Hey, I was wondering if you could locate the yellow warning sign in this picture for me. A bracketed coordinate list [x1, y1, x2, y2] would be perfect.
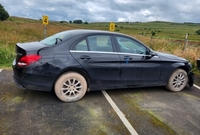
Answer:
[42, 15, 49, 25]
[109, 22, 115, 31]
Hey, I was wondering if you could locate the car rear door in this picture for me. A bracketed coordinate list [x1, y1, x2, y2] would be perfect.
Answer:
[114, 36, 162, 87]
[70, 35, 121, 89]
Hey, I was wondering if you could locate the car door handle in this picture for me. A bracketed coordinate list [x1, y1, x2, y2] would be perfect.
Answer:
[124, 56, 132, 60]
[80, 55, 91, 60]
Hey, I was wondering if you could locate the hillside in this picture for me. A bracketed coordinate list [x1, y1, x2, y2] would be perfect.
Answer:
[6, 16, 200, 41]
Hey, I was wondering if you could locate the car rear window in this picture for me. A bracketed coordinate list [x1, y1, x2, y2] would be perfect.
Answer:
[40, 31, 71, 46]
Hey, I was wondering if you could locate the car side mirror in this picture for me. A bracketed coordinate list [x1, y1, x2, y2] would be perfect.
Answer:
[146, 49, 156, 58]
[150, 51, 156, 57]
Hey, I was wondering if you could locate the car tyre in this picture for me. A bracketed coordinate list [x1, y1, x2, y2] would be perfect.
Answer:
[54, 72, 87, 102]
[166, 69, 188, 92]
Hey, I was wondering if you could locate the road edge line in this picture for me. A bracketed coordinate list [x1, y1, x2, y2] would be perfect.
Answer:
[194, 84, 200, 90]
[0, 69, 2, 72]
[102, 90, 138, 135]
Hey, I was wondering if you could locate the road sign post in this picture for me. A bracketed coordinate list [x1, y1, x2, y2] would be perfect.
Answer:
[109, 22, 115, 31]
[42, 15, 49, 38]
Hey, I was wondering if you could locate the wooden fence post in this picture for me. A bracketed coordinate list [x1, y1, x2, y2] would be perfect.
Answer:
[44, 24, 47, 39]
[150, 35, 153, 47]
[183, 33, 188, 52]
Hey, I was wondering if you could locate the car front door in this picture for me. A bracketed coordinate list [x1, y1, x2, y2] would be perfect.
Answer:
[115, 36, 162, 87]
[70, 35, 121, 89]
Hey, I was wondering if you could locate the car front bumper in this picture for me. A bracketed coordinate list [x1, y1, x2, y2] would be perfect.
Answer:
[188, 72, 194, 87]
[197, 59, 200, 70]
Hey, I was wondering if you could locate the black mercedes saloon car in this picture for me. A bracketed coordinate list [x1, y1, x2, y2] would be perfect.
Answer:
[12, 29, 194, 102]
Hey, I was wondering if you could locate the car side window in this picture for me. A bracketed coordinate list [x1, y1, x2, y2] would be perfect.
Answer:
[75, 39, 88, 51]
[87, 35, 113, 52]
[116, 36, 147, 54]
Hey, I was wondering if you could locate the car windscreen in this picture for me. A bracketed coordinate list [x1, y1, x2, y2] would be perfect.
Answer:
[40, 31, 71, 46]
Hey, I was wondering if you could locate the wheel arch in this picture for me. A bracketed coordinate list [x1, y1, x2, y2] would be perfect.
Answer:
[52, 68, 91, 91]
[177, 66, 189, 73]
[164, 63, 190, 85]
[175, 65, 194, 87]
[171, 62, 191, 74]
[166, 68, 188, 92]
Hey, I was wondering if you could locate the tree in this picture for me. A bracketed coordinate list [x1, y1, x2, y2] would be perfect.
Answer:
[0, 4, 9, 21]
[196, 29, 200, 35]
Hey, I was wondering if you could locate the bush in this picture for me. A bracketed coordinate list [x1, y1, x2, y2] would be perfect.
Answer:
[151, 31, 156, 36]
[73, 20, 82, 24]
[84, 21, 88, 24]
[196, 29, 200, 35]
[60, 21, 68, 23]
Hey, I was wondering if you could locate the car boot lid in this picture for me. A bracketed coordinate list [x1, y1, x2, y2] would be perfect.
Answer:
[16, 42, 46, 51]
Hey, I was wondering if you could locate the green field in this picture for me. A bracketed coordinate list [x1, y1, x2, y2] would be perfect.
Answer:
[0, 16, 200, 74]
[76, 21, 200, 41]
[3, 16, 200, 41]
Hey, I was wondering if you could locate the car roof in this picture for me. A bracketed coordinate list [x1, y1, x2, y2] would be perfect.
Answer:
[66, 29, 127, 37]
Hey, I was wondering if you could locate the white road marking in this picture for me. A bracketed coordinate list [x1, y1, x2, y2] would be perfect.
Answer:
[0, 69, 2, 72]
[194, 84, 200, 90]
[102, 90, 138, 135]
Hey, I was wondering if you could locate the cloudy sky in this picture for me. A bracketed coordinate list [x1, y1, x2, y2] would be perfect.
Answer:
[1, 0, 200, 23]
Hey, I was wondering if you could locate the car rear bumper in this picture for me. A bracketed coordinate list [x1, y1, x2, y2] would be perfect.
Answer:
[13, 75, 26, 90]
[12, 68, 53, 91]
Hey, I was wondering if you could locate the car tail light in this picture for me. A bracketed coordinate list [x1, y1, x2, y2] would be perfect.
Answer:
[17, 55, 41, 67]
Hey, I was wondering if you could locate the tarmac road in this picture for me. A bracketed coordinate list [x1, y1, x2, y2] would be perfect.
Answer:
[0, 69, 200, 135]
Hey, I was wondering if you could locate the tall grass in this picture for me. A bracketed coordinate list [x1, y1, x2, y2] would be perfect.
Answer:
[0, 44, 15, 68]
[0, 20, 71, 67]
[0, 18, 199, 74]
